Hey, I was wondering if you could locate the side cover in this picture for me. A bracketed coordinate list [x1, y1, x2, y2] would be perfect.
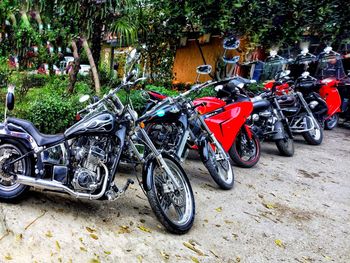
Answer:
[204, 101, 253, 151]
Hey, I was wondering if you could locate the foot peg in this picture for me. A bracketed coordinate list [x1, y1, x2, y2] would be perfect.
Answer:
[106, 179, 134, 201]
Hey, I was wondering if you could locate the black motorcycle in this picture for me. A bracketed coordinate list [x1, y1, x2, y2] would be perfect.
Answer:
[250, 83, 295, 156]
[269, 71, 325, 145]
[140, 66, 234, 190]
[0, 74, 195, 234]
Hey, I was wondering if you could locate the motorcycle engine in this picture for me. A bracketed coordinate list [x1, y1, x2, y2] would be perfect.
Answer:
[148, 123, 182, 152]
[71, 137, 109, 192]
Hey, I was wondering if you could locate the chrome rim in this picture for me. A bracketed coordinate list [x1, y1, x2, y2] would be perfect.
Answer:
[153, 159, 193, 226]
[0, 144, 25, 192]
[311, 125, 321, 140]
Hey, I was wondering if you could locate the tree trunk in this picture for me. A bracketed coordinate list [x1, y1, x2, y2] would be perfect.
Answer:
[67, 40, 80, 94]
[33, 11, 43, 33]
[91, 17, 103, 66]
[82, 37, 101, 95]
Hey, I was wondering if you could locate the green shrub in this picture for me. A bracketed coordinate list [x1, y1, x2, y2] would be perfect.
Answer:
[24, 93, 79, 134]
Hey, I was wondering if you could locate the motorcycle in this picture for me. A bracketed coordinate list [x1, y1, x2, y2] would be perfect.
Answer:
[142, 65, 234, 190]
[193, 75, 261, 168]
[250, 82, 295, 156]
[144, 37, 260, 168]
[0, 72, 195, 234]
[264, 70, 325, 145]
[314, 46, 344, 129]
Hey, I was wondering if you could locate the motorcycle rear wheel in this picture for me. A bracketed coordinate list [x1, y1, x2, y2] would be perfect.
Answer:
[146, 155, 195, 234]
[0, 140, 32, 202]
[229, 130, 260, 168]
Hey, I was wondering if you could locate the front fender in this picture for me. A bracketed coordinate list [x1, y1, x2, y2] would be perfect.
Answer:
[142, 152, 183, 192]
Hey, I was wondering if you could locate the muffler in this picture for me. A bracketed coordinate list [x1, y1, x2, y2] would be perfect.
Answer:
[16, 162, 109, 200]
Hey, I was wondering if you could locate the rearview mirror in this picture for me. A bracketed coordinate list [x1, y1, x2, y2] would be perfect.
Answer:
[6, 85, 15, 111]
[79, 95, 90, 103]
[223, 55, 240, 64]
[223, 37, 240, 50]
[196, 65, 212, 75]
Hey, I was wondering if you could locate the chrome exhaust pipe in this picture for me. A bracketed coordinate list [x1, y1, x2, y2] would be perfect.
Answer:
[16, 162, 109, 200]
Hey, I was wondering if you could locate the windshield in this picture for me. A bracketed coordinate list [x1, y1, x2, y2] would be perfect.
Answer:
[315, 52, 345, 79]
[261, 56, 288, 81]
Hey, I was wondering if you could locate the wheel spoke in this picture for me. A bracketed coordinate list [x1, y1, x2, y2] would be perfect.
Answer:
[159, 195, 171, 213]
[174, 206, 184, 220]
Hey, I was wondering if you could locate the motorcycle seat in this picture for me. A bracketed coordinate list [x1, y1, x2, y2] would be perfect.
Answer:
[7, 117, 65, 147]
[253, 99, 270, 111]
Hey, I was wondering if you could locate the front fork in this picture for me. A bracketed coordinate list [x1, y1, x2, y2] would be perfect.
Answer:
[138, 128, 181, 189]
[296, 92, 321, 130]
[273, 97, 294, 139]
[194, 109, 229, 162]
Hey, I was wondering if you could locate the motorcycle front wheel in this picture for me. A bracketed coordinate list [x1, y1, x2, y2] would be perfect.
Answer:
[200, 143, 234, 190]
[146, 154, 195, 234]
[275, 134, 294, 157]
[302, 119, 323, 145]
[229, 130, 261, 168]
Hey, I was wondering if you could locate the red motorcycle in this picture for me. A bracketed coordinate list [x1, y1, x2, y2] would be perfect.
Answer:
[193, 77, 260, 168]
[145, 75, 261, 168]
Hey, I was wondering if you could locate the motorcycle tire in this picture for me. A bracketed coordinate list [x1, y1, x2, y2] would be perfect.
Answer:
[302, 120, 323, 145]
[0, 140, 32, 202]
[229, 131, 260, 168]
[146, 154, 195, 234]
[275, 135, 294, 157]
[325, 114, 339, 130]
[200, 145, 234, 190]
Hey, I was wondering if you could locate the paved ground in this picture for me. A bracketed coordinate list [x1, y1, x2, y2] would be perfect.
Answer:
[0, 128, 349, 263]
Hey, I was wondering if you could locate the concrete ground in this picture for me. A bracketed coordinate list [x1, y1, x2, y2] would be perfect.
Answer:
[0, 128, 349, 263]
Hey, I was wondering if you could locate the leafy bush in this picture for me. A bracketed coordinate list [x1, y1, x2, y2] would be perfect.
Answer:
[24, 93, 79, 134]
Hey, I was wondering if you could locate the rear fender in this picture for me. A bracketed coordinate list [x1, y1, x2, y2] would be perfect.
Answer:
[0, 123, 35, 151]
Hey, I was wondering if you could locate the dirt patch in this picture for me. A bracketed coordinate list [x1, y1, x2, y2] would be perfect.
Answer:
[298, 169, 320, 179]
[0, 128, 349, 262]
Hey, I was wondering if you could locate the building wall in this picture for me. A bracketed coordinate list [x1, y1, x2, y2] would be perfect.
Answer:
[172, 36, 247, 83]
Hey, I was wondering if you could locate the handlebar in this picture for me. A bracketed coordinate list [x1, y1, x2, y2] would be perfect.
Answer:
[77, 74, 146, 116]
